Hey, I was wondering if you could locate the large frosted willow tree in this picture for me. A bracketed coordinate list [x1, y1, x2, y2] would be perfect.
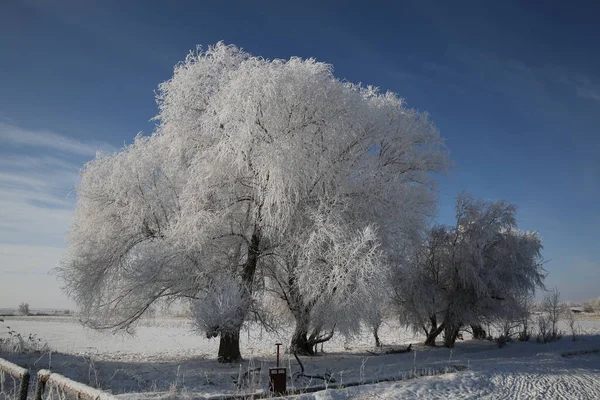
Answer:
[59, 43, 448, 362]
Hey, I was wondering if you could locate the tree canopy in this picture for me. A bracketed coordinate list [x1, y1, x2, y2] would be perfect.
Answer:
[59, 43, 448, 361]
[394, 193, 545, 347]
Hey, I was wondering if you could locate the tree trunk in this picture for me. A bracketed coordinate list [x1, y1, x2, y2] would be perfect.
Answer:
[424, 317, 445, 347]
[217, 230, 260, 363]
[290, 318, 314, 355]
[424, 331, 438, 346]
[286, 263, 318, 356]
[471, 324, 486, 340]
[443, 324, 461, 348]
[218, 331, 241, 363]
[241, 231, 261, 285]
[373, 326, 381, 348]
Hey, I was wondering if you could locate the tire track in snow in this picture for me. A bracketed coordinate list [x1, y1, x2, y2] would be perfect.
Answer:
[483, 353, 600, 399]
[307, 353, 600, 399]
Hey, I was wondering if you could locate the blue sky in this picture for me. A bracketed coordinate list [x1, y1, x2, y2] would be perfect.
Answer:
[1, 0, 599, 308]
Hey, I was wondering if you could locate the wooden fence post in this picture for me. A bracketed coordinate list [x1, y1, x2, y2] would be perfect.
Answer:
[34, 369, 51, 400]
[18, 371, 30, 400]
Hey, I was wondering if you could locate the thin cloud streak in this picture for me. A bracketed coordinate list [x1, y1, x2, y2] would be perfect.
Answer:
[0, 122, 114, 156]
[0, 122, 113, 246]
[0, 154, 81, 171]
[575, 82, 600, 102]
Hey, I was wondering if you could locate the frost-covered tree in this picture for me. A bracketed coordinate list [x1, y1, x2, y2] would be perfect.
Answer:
[285, 189, 441, 355]
[18, 302, 30, 316]
[582, 297, 600, 313]
[257, 87, 447, 354]
[265, 211, 388, 354]
[512, 293, 534, 341]
[394, 193, 545, 347]
[361, 292, 388, 348]
[59, 43, 448, 362]
[542, 287, 564, 340]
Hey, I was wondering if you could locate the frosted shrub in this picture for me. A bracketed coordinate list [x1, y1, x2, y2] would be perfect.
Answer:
[536, 315, 561, 343]
[0, 328, 50, 354]
[565, 310, 579, 341]
[582, 298, 600, 313]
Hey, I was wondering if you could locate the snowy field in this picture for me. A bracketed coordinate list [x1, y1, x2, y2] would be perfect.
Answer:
[2, 315, 600, 399]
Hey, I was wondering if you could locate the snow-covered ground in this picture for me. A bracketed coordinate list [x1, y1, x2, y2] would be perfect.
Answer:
[2, 316, 600, 399]
[278, 347, 600, 399]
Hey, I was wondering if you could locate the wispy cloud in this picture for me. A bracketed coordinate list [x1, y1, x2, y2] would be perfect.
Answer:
[442, 52, 600, 108]
[572, 78, 600, 102]
[0, 154, 80, 171]
[0, 123, 115, 307]
[0, 126, 100, 245]
[0, 122, 114, 156]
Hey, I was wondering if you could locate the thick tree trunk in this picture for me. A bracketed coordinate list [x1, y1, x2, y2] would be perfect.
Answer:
[290, 317, 314, 355]
[241, 231, 261, 285]
[290, 318, 336, 355]
[424, 316, 445, 347]
[443, 324, 461, 348]
[471, 324, 487, 340]
[217, 230, 261, 363]
[218, 331, 241, 363]
[424, 331, 438, 346]
[286, 262, 319, 356]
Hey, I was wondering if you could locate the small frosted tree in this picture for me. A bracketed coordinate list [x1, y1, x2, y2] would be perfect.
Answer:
[60, 43, 448, 362]
[516, 293, 534, 341]
[538, 287, 564, 342]
[394, 193, 545, 347]
[361, 293, 388, 348]
[490, 293, 533, 344]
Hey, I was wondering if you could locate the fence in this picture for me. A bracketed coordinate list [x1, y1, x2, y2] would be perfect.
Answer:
[34, 369, 118, 400]
[0, 358, 30, 400]
[0, 358, 117, 400]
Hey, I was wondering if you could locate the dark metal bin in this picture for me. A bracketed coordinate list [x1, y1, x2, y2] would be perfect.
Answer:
[269, 367, 287, 394]
[269, 342, 287, 394]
